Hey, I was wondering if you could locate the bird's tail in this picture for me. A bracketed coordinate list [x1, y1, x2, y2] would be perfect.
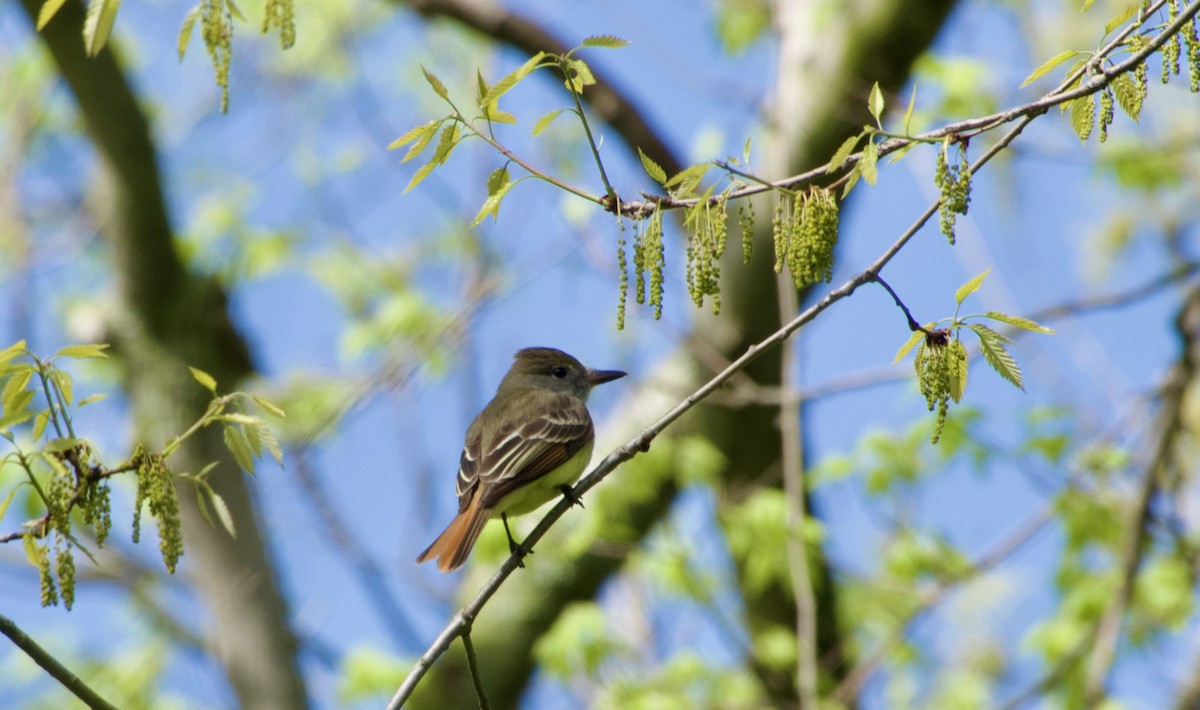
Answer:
[415, 494, 491, 572]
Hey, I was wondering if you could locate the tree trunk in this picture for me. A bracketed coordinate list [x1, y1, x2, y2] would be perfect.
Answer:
[20, 2, 311, 707]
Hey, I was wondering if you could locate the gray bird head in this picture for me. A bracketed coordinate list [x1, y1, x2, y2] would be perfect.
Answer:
[499, 347, 626, 401]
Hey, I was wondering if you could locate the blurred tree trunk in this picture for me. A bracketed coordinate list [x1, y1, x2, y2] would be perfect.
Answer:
[20, 2, 310, 708]
[409, 1, 957, 708]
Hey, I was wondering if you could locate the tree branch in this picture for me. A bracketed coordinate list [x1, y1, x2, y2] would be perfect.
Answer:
[619, 0, 1198, 215]
[0, 613, 119, 710]
[400, 0, 683, 177]
[389, 103, 1036, 708]
[1083, 284, 1200, 702]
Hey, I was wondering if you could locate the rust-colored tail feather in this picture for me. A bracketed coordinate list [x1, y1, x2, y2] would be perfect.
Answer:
[415, 495, 492, 572]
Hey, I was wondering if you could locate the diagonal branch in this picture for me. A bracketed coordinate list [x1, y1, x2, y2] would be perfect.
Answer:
[0, 613, 119, 710]
[388, 108, 1037, 709]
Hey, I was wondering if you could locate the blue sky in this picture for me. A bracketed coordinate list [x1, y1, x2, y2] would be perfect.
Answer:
[1, 0, 1198, 707]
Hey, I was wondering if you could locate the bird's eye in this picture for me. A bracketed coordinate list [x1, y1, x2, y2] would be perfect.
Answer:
[552, 366, 568, 379]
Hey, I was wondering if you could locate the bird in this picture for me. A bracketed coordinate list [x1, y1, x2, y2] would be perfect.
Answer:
[416, 347, 626, 572]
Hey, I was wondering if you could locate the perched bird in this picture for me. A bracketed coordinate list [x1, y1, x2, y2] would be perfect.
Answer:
[416, 347, 626, 572]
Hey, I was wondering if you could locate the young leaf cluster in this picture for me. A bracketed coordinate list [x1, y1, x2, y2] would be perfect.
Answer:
[1025, 2, 1200, 144]
[633, 149, 733, 320]
[893, 271, 1054, 443]
[391, 37, 627, 225]
[824, 81, 919, 199]
[0, 342, 286, 610]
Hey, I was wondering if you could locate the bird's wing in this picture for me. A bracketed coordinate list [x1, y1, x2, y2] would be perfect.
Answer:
[470, 390, 593, 509]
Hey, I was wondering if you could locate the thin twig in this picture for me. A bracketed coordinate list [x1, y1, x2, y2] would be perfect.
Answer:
[0, 613, 119, 710]
[453, 110, 601, 205]
[560, 58, 619, 211]
[461, 629, 491, 710]
[776, 274, 817, 707]
[872, 274, 925, 333]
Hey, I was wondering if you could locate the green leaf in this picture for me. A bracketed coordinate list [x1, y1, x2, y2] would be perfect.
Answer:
[969, 323, 1024, 390]
[223, 425, 256, 474]
[471, 180, 517, 227]
[224, 0, 245, 22]
[581, 34, 631, 49]
[486, 167, 510, 196]
[1104, 2, 1140, 34]
[0, 341, 27, 365]
[1020, 50, 1082, 88]
[219, 413, 263, 427]
[251, 395, 286, 418]
[481, 52, 547, 107]
[859, 140, 879, 186]
[532, 109, 568, 136]
[483, 109, 516, 125]
[1111, 74, 1142, 121]
[257, 423, 284, 465]
[37, 0, 69, 30]
[23, 531, 44, 569]
[242, 420, 264, 457]
[1069, 94, 1095, 142]
[78, 393, 108, 407]
[405, 124, 460, 193]
[177, 4, 200, 60]
[562, 57, 596, 93]
[399, 122, 441, 164]
[887, 142, 916, 165]
[903, 83, 917, 134]
[194, 481, 214, 527]
[209, 490, 237, 538]
[893, 331, 924, 364]
[54, 343, 110, 360]
[475, 69, 489, 105]
[868, 81, 885, 126]
[1080, 0, 1097, 11]
[984, 311, 1055, 334]
[0, 483, 24, 527]
[664, 163, 711, 195]
[955, 269, 990, 304]
[189, 367, 218, 394]
[948, 345, 968, 403]
[50, 369, 73, 406]
[82, 0, 121, 57]
[421, 65, 449, 101]
[827, 134, 860, 173]
[32, 410, 50, 440]
[2, 367, 33, 412]
[387, 120, 439, 151]
[429, 124, 459, 165]
[405, 161, 439, 193]
[638, 147, 667, 185]
[0, 411, 33, 431]
[841, 162, 862, 198]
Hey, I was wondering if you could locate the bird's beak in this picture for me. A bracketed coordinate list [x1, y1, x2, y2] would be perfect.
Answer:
[587, 368, 626, 386]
